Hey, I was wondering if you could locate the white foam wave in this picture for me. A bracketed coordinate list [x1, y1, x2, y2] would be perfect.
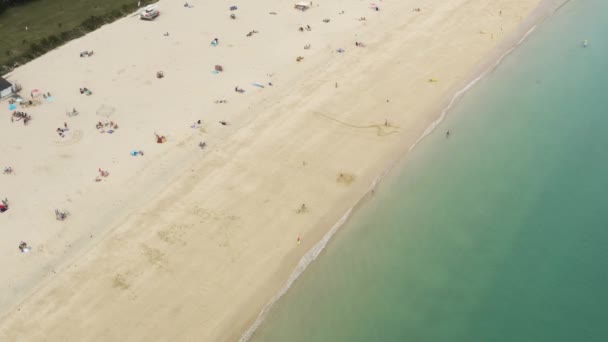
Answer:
[409, 24, 538, 151]
[238, 208, 353, 342]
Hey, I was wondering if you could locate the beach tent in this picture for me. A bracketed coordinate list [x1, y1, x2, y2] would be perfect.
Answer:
[0, 77, 13, 99]
[294, 2, 310, 11]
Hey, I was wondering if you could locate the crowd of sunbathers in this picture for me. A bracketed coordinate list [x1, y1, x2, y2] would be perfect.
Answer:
[96, 121, 119, 133]
[11, 111, 31, 125]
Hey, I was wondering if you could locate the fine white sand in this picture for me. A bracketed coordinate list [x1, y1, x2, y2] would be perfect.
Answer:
[0, 0, 556, 340]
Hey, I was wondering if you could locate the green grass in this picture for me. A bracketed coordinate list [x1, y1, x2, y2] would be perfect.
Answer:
[0, 0, 151, 71]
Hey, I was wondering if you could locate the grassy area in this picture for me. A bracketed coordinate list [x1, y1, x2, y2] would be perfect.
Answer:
[0, 0, 151, 72]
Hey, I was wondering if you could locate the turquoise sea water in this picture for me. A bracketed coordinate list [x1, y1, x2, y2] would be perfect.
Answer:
[251, 1, 608, 341]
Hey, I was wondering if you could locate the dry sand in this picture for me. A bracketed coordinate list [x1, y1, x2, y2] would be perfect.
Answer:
[0, 0, 558, 340]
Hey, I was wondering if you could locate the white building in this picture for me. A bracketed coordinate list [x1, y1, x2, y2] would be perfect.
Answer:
[0, 77, 13, 98]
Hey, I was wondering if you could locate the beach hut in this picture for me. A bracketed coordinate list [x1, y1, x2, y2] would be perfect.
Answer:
[294, 2, 310, 11]
[0, 77, 13, 99]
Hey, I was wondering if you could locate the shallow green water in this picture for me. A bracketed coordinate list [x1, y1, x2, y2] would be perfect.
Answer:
[252, 1, 608, 341]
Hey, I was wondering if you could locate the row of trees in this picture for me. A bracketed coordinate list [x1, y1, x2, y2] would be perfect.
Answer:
[2, 3, 142, 73]
[0, 0, 40, 15]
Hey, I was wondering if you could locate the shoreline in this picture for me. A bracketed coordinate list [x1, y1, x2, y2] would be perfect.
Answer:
[0, 1, 564, 341]
[240, 0, 569, 340]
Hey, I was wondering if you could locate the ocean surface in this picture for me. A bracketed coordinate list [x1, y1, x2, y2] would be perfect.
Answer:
[250, 1, 608, 341]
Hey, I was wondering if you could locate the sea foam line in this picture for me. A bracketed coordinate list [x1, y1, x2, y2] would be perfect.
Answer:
[239, 21, 542, 342]
[409, 24, 538, 152]
[238, 208, 353, 342]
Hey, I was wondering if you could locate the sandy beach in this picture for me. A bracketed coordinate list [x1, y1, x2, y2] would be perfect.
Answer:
[0, 0, 556, 340]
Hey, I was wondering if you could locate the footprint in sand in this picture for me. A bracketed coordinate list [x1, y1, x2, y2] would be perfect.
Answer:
[112, 273, 130, 290]
[336, 172, 355, 185]
[141, 244, 168, 267]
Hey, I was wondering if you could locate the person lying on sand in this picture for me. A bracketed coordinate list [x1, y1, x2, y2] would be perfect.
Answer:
[191, 120, 202, 128]
[3, 166, 13, 174]
[68, 108, 79, 117]
[55, 209, 67, 221]
[155, 133, 167, 143]
[19, 241, 30, 253]
[56, 127, 68, 138]
[1, 198, 9, 212]
[0, 199, 8, 213]
[80, 87, 92, 95]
